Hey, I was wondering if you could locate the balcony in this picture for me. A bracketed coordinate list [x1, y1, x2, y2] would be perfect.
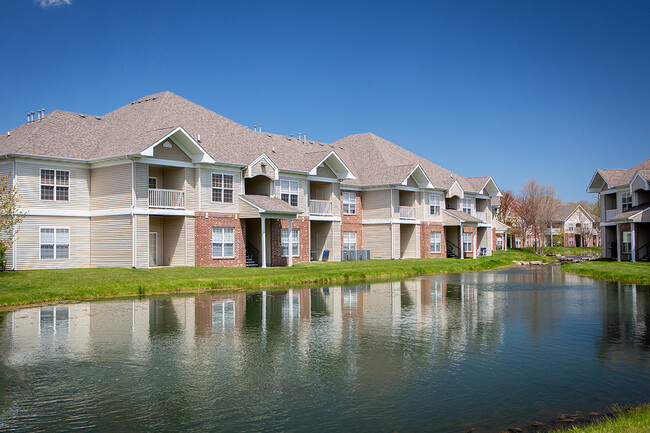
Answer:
[399, 206, 415, 220]
[606, 209, 618, 221]
[309, 199, 332, 216]
[149, 188, 185, 209]
[476, 211, 487, 222]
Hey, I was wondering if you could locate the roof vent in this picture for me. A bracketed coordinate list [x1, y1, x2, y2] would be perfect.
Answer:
[79, 114, 86, 118]
[95, 116, 101, 120]
[7, 131, 10, 137]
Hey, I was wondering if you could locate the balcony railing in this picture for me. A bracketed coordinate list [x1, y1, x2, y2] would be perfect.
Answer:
[309, 199, 332, 216]
[606, 209, 618, 221]
[149, 188, 185, 209]
[399, 206, 415, 220]
[476, 211, 487, 222]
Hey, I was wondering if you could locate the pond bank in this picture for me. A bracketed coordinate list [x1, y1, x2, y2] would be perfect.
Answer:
[0, 249, 548, 308]
[562, 260, 650, 285]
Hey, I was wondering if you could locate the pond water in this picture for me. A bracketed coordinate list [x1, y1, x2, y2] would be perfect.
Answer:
[1, 266, 648, 432]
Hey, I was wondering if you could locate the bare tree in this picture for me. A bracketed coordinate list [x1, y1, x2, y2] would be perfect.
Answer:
[0, 171, 24, 270]
[515, 178, 560, 254]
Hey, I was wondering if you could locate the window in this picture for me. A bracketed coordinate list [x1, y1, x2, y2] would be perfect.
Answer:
[515, 237, 522, 247]
[40, 227, 69, 260]
[497, 236, 503, 247]
[463, 232, 472, 253]
[429, 194, 441, 216]
[583, 222, 589, 230]
[622, 192, 632, 211]
[568, 237, 574, 246]
[281, 180, 299, 207]
[461, 198, 471, 214]
[430, 231, 441, 253]
[281, 228, 299, 256]
[40, 169, 69, 201]
[212, 173, 234, 203]
[148, 177, 158, 189]
[212, 227, 235, 258]
[342, 192, 356, 215]
[622, 231, 631, 253]
[568, 222, 574, 232]
[343, 232, 357, 250]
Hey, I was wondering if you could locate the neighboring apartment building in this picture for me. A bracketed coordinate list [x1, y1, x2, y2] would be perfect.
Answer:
[587, 158, 650, 262]
[0, 92, 502, 270]
[539, 201, 600, 247]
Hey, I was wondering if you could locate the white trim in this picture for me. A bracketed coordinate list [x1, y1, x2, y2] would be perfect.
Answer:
[139, 157, 194, 168]
[393, 185, 420, 192]
[630, 171, 648, 191]
[309, 215, 342, 222]
[39, 168, 70, 202]
[140, 126, 215, 164]
[246, 153, 279, 180]
[307, 175, 340, 184]
[281, 228, 300, 257]
[586, 170, 610, 193]
[211, 226, 235, 259]
[402, 165, 433, 189]
[39, 226, 70, 260]
[149, 232, 158, 266]
[20, 208, 195, 217]
[342, 191, 356, 215]
[211, 172, 235, 204]
[89, 158, 131, 169]
[308, 151, 356, 180]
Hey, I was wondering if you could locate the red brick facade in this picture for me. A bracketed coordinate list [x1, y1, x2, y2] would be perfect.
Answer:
[341, 190, 363, 249]
[194, 212, 247, 267]
[420, 222, 445, 258]
[270, 217, 310, 266]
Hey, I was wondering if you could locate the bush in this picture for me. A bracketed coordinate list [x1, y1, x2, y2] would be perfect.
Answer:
[0, 242, 6, 271]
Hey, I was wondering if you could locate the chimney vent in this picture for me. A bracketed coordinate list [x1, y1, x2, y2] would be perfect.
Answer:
[258, 123, 262, 134]
[26, 112, 30, 124]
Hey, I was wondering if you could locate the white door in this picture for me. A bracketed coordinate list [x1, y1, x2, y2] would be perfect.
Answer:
[149, 232, 157, 266]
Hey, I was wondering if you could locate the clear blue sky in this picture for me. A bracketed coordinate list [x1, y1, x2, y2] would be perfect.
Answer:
[1, 1, 648, 202]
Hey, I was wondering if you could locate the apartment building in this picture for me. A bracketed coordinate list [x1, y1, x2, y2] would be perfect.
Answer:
[587, 158, 650, 262]
[0, 92, 502, 270]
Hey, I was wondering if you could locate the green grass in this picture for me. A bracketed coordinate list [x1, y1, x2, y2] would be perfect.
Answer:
[0, 249, 547, 308]
[522, 246, 601, 256]
[551, 404, 650, 433]
[562, 259, 650, 284]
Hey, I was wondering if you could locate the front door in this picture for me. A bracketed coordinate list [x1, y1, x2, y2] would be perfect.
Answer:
[149, 232, 158, 266]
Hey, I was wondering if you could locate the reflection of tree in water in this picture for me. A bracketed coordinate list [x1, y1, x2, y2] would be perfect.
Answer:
[595, 284, 650, 361]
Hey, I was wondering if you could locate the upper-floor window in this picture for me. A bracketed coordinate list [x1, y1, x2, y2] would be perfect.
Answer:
[343, 231, 357, 250]
[40, 227, 69, 260]
[281, 228, 299, 256]
[281, 180, 298, 207]
[342, 192, 356, 214]
[430, 231, 441, 253]
[212, 227, 234, 258]
[622, 192, 632, 211]
[148, 177, 158, 189]
[212, 173, 234, 203]
[40, 169, 69, 201]
[568, 222, 574, 231]
[461, 198, 471, 214]
[429, 194, 441, 216]
[583, 222, 589, 230]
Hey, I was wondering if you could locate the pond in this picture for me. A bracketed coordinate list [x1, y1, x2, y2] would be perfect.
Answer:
[1, 266, 648, 432]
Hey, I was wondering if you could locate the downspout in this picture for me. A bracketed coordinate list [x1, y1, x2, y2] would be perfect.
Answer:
[197, 166, 202, 212]
[12, 158, 17, 270]
[131, 159, 136, 268]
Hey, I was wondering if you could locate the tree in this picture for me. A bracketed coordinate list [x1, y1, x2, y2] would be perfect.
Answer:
[515, 178, 560, 254]
[0, 171, 24, 270]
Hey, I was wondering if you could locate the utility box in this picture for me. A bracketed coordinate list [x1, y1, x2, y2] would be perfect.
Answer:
[342, 250, 370, 261]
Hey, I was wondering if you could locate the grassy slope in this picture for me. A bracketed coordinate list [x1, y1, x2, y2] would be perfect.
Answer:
[0, 249, 546, 307]
[562, 259, 650, 284]
[521, 246, 601, 256]
[551, 404, 650, 433]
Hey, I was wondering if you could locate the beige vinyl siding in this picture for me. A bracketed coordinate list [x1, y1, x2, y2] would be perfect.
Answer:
[201, 166, 242, 213]
[184, 167, 197, 211]
[90, 163, 132, 210]
[185, 217, 195, 266]
[631, 174, 646, 193]
[152, 139, 191, 162]
[249, 158, 276, 179]
[405, 177, 417, 188]
[16, 160, 90, 211]
[135, 163, 148, 208]
[15, 216, 90, 270]
[275, 176, 308, 214]
[392, 223, 400, 259]
[331, 183, 341, 217]
[331, 221, 341, 261]
[316, 164, 337, 178]
[135, 215, 149, 268]
[0, 161, 13, 178]
[361, 189, 391, 220]
[362, 224, 391, 260]
[423, 192, 444, 222]
[149, 215, 164, 266]
[391, 188, 401, 220]
[162, 216, 186, 266]
[239, 201, 260, 218]
[399, 224, 419, 258]
[90, 215, 133, 267]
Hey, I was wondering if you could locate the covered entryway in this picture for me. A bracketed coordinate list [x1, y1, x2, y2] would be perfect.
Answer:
[310, 220, 333, 261]
[148, 215, 190, 266]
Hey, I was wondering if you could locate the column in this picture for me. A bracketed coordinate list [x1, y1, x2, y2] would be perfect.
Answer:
[505, 230, 508, 251]
[616, 223, 621, 262]
[288, 219, 293, 267]
[472, 227, 476, 260]
[261, 217, 267, 268]
[631, 222, 636, 263]
[459, 224, 464, 259]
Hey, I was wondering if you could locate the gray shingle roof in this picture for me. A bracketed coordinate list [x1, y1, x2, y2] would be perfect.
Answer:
[610, 203, 650, 220]
[240, 195, 300, 213]
[444, 209, 483, 223]
[596, 158, 650, 187]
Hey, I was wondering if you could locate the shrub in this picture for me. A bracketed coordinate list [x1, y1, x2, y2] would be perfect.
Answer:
[0, 242, 6, 271]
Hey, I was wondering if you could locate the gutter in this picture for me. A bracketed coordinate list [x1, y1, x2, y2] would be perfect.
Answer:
[130, 157, 136, 268]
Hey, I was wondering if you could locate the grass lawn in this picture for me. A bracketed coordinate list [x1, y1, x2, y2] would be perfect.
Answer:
[562, 259, 650, 284]
[521, 246, 601, 256]
[0, 249, 547, 308]
[551, 404, 650, 433]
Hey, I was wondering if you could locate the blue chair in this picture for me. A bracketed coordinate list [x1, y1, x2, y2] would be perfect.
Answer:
[322, 250, 330, 261]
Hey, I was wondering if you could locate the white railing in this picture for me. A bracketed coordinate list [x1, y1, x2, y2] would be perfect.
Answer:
[606, 209, 618, 221]
[309, 199, 332, 216]
[399, 206, 415, 220]
[476, 211, 487, 222]
[149, 188, 185, 209]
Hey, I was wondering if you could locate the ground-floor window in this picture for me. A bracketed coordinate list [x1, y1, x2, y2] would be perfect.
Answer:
[281, 228, 299, 257]
[462, 232, 472, 253]
[343, 231, 357, 250]
[40, 227, 70, 260]
[622, 231, 631, 253]
[497, 236, 503, 247]
[212, 227, 235, 258]
[568, 237, 574, 246]
[430, 231, 441, 253]
[515, 237, 521, 247]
